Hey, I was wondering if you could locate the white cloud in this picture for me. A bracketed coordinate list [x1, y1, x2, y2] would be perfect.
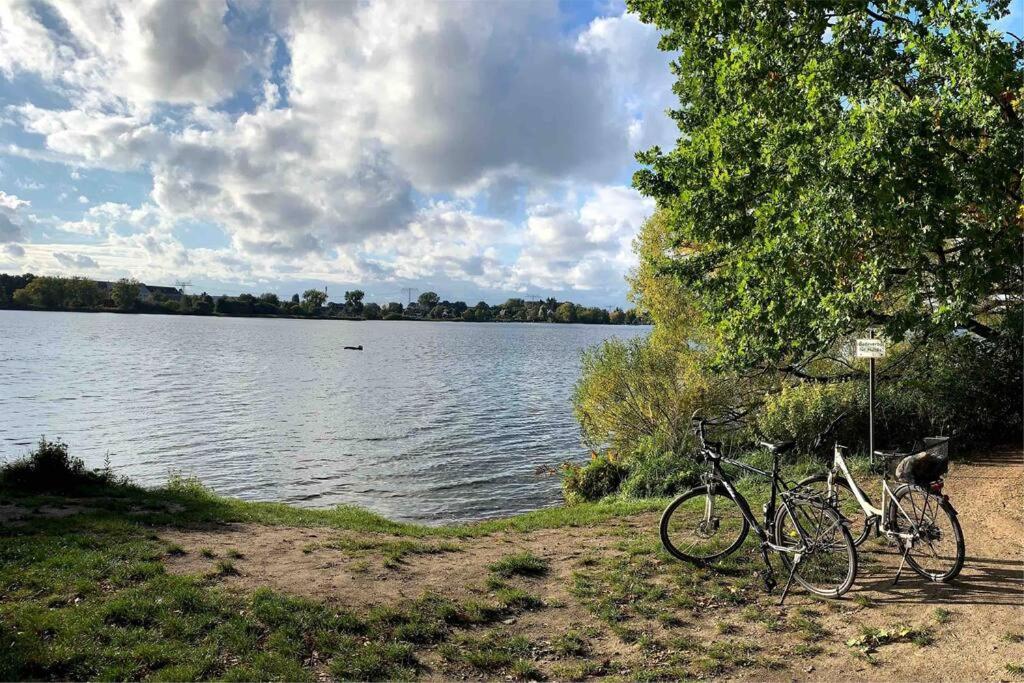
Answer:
[0, 0, 675, 302]
[3, 243, 25, 258]
[53, 252, 98, 269]
[0, 191, 30, 210]
[0, 0, 260, 106]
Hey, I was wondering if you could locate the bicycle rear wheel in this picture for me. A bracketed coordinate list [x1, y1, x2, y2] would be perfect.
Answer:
[660, 485, 749, 565]
[797, 473, 873, 546]
[774, 497, 858, 597]
[886, 484, 964, 582]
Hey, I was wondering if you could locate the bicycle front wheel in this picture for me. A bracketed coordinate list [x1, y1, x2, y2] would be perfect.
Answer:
[660, 485, 749, 565]
[886, 484, 964, 582]
[774, 497, 858, 597]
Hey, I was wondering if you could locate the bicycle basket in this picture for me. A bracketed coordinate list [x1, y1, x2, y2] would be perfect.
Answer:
[894, 437, 950, 486]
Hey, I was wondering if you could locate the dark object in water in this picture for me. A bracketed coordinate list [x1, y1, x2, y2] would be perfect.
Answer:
[343, 345, 363, 351]
[895, 449, 949, 485]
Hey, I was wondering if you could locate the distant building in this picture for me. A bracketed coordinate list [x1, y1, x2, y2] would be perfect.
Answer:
[93, 280, 183, 303]
[142, 285, 183, 302]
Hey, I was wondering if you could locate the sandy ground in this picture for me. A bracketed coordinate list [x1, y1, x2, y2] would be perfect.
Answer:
[160, 447, 1024, 681]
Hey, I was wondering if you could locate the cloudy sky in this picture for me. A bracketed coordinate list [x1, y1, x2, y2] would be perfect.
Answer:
[0, 0, 686, 306]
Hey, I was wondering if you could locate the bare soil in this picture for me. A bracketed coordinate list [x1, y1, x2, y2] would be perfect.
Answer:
[159, 447, 1024, 681]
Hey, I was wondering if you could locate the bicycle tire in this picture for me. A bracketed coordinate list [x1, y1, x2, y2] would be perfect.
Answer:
[660, 485, 750, 565]
[797, 473, 873, 546]
[886, 484, 964, 582]
[774, 498, 858, 598]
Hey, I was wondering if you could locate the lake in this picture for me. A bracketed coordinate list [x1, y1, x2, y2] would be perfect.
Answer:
[0, 310, 649, 523]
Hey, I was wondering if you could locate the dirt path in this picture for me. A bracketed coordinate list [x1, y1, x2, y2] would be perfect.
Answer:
[160, 447, 1024, 680]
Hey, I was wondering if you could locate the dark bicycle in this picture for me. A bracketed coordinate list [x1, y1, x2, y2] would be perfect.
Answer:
[660, 417, 858, 602]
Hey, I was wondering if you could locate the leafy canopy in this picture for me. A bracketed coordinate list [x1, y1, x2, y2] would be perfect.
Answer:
[630, 0, 1023, 368]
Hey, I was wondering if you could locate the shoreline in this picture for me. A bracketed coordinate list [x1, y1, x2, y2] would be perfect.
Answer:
[0, 306, 652, 326]
[2, 447, 1022, 681]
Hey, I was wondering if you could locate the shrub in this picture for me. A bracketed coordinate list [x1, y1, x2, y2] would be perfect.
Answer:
[0, 438, 117, 493]
[618, 437, 702, 498]
[561, 452, 628, 503]
[756, 381, 862, 456]
[383, 312, 403, 321]
[574, 335, 729, 456]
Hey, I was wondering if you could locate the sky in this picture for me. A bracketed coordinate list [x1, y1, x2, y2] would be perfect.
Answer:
[0, 1, 1020, 307]
[0, 0, 682, 307]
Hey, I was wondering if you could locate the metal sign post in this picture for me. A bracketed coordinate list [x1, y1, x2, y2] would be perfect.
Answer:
[855, 332, 886, 459]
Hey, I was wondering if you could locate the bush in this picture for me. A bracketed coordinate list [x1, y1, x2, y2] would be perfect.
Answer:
[0, 438, 118, 494]
[561, 453, 628, 504]
[618, 437, 702, 498]
[574, 335, 731, 456]
[383, 312, 403, 321]
[756, 381, 862, 455]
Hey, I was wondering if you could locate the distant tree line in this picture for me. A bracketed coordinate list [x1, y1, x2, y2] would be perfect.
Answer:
[0, 274, 649, 325]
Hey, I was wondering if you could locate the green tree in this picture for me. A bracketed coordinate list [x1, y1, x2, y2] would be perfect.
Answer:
[418, 291, 439, 308]
[111, 278, 140, 310]
[302, 288, 327, 314]
[630, 0, 1023, 369]
[554, 302, 576, 323]
[65, 277, 101, 308]
[363, 302, 382, 319]
[344, 289, 365, 314]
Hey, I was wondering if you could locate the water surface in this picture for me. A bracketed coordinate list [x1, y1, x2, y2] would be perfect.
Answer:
[0, 310, 648, 522]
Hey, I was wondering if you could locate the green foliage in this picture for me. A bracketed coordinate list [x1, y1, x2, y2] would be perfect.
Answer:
[301, 288, 326, 313]
[561, 453, 629, 504]
[757, 382, 862, 454]
[0, 438, 120, 494]
[617, 438, 702, 499]
[11, 276, 101, 309]
[487, 553, 549, 578]
[629, 0, 1023, 369]
[111, 278, 140, 310]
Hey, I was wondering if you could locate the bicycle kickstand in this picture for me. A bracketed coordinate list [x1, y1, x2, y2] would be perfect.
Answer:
[778, 556, 799, 606]
[893, 545, 911, 585]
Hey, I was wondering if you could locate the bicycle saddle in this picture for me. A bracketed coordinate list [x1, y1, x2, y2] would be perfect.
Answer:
[759, 441, 795, 454]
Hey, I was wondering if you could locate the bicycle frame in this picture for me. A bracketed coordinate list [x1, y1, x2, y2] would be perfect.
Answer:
[703, 452, 815, 556]
[827, 445, 917, 540]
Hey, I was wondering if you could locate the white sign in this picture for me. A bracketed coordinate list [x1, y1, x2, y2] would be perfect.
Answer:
[855, 339, 886, 359]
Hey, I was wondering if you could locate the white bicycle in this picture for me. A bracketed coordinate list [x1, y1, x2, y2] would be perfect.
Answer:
[799, 443, 964, 583]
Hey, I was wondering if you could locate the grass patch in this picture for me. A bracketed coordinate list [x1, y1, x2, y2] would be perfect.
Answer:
[550, 660, 605, 681]
[1007, 662, 1024, 676]
[439, 632, 533, 674]
[199, 548, 215, 559]
[225, 548, 244, 559]
[164, 543, 185, 556]
[213, 559, 238, 576]
[488, 552, 549, 578]
[852, 593, 874, 609]
[319, 537, 461, 569]
[1004, 632, 1024, 644]
[552, 630, 590, 657]
[495, 586, 544, 610]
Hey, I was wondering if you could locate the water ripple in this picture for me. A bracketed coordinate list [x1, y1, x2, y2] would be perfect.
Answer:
[0, 310, 649, 523]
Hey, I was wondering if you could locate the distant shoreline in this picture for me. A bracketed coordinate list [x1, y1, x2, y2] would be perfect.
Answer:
[0, 305, 652, 326]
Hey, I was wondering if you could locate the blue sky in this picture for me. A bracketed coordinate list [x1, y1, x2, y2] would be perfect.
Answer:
[0, 1, 1020, 306]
